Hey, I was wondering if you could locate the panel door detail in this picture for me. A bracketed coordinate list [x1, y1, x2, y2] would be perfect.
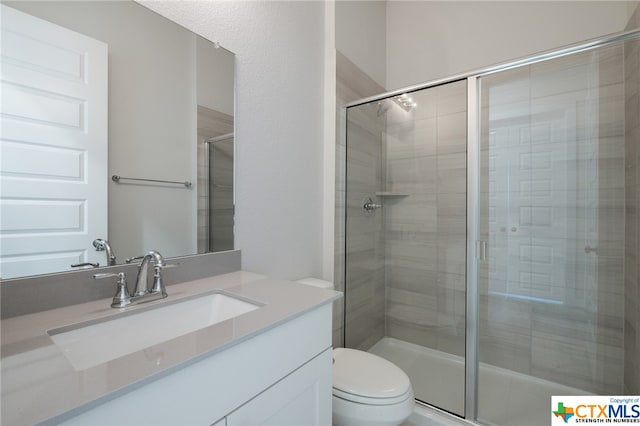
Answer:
[0, 5, 108, 278]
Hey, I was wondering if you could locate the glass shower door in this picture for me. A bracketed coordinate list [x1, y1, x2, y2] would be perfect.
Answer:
[476, 43, 625, 426]
[344, 80, 468, 417]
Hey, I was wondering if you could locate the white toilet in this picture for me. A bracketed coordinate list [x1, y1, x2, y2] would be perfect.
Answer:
[296, 278, 414, 426]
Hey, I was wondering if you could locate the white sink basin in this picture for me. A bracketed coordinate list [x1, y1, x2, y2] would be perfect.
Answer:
[48, 292, 262, 371]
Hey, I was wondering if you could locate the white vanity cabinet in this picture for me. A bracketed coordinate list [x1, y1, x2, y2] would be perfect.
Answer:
[58, 303, 333, 426]
[225, 348, 331, 425]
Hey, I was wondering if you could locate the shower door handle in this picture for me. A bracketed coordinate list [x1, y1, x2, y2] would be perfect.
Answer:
[476, 240, 487, 261]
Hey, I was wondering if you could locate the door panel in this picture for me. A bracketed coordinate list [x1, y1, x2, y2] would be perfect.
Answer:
[0, 5, 108, 278]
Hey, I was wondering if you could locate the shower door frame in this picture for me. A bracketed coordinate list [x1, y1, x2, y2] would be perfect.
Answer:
[343, 27, 640, 423]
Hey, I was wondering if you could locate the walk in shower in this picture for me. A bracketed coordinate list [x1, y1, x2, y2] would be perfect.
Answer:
[203, 133, 234, 252]
[342, 29, 640, 426]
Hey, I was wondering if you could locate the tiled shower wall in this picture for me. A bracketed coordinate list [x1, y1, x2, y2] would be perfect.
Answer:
[383, 81, 468, 357]
[624, 4, 640, 394]
[335, 52, 385, 349]
[197, 105, 233, 254]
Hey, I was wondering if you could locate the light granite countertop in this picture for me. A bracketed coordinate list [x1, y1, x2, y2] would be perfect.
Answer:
[0, 271, 341, 425]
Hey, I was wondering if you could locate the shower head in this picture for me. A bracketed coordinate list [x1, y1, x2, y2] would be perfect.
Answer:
[395, 94, 417, 112]
[376, 95, 417, 117]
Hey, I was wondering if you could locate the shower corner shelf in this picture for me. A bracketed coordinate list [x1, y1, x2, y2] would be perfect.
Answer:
[375, 192, 409, 197]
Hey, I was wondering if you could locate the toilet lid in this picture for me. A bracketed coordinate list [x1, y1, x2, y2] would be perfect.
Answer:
[332, 348, 412, 403]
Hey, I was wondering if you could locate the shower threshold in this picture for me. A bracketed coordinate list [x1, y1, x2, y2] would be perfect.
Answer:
[369, 337, 592, 426]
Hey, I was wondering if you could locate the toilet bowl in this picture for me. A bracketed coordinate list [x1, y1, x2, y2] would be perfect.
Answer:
[296, 278, 415, 426]
[332, 347, 414, 426]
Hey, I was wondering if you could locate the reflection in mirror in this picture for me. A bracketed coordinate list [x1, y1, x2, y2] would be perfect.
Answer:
[0, 1, 235, 279]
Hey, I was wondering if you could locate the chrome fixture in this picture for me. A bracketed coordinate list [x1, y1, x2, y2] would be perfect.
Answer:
[112, 174, 192, 188]
[71, 262, 99, 268]
[126, 250, 173, 298]
[93, 238, 116, 266]
[376, 96, 416, 116]
[395, 94, 417, 112]
[94, 272, 132, 308]
[363, 197, 382, 213]
[94, 250, 175, 308]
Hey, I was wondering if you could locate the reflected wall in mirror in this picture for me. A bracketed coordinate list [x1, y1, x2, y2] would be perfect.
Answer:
[0, 1, 235, 279]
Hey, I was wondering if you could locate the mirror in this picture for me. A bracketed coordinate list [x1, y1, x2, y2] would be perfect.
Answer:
[0, 1, 235, 279]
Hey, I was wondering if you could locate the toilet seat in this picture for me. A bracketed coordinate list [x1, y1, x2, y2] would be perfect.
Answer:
[333, 386, 413, 405]
[332, 348, 413, 405]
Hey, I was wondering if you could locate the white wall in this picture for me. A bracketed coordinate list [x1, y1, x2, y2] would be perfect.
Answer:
[630, 1, 640, 22]
[141, 1, 326, 280]
[386, 1, 631, 89]
[197, 38, 235, 116]
[323, 1, 337, 281]
[335, 0, 387, 89]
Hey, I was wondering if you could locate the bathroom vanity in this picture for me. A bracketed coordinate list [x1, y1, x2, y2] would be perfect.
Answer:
[1, 271, 340, 425]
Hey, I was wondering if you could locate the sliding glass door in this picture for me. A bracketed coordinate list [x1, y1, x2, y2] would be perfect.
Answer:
[476, 43, 625, 426]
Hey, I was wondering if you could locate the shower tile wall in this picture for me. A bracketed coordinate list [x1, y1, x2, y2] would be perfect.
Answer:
[384, 81, 467, 357]
[196, 105, 233, 253]
[336, 52, 385, 349]
[207, 136, 234, 252]
[624, 4, 640, 395]
[478, 46, 625, 394]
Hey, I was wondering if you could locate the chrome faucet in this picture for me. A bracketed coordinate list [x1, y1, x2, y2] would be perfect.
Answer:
[93, 238, 116, 266]
[94, 250, 174, 308]
[127, 250, 168, 297]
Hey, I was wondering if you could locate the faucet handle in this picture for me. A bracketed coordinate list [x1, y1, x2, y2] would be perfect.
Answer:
[94, 272, 131, 308]
[125, 255, 144, 264]
[147, 263, 168, 296]
[71, 262, 100, 268]
[93, 272, 120, 279]
[147, 263, 178, 296]
[160, 263, 178, 269]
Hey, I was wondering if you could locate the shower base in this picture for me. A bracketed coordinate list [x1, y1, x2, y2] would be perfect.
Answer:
[369, 337, 591, 426]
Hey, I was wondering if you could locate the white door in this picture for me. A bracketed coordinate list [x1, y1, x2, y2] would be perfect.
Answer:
[0, 5, 108, 278]
[487, 113, 572, 303]
[505, 110, 570, 303]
